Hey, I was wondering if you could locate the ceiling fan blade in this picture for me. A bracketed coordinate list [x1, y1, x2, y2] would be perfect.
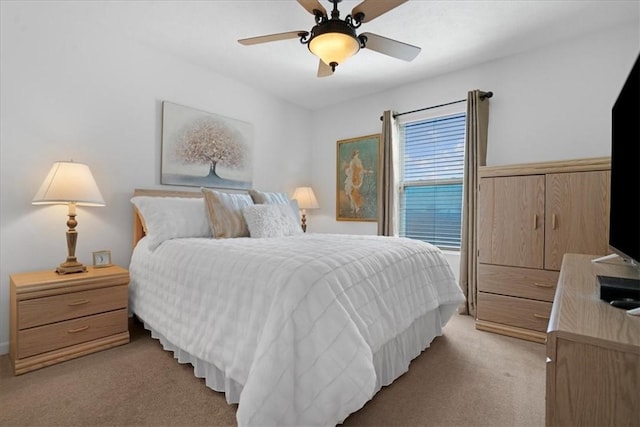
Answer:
[317, 60, 334, 78]
[238, 31, 308, 46]
[352, 0, 408, 23]
[297, 0, 327, 17]
[361, 32, 421, 61]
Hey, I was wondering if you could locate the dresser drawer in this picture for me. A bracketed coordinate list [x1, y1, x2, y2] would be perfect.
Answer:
[478, 264, 559, 302]
[17, 309, 128, 359]
[477, 292, 552, 332]
[18, 285, 128, 329]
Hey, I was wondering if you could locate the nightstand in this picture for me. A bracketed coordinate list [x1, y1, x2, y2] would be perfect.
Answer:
[9, 265, 130, 375]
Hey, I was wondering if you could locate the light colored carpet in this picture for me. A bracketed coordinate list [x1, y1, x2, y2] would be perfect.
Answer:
[0, 314, 545, 426]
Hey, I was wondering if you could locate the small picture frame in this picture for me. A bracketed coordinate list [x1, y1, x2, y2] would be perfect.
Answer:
[92, 250, 112, 268]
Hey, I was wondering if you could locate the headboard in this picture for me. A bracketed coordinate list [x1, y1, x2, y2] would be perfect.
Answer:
[132, 188, 204, 248]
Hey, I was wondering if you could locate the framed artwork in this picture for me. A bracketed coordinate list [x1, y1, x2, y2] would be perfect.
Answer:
[161, 101, 253, 190]
[336, 133, 381, 221]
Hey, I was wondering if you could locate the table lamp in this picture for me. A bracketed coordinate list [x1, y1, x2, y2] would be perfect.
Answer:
[32, 161, 105, 274]
[292, 186, 319, 232]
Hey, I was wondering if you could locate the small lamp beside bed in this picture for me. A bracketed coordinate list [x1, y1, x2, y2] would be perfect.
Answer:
[32, 161, 105, 274]
[291, 186, 319, 232]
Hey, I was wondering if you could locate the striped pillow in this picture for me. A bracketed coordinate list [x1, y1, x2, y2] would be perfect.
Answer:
[248, 189, 290, 204]
[201, 188, 254, 238]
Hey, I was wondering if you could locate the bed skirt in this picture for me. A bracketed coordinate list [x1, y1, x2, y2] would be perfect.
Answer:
[137, 302, 458, 411]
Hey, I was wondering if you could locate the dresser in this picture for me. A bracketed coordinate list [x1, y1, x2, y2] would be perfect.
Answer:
[10, 266, 130, 375]
[546, 254, 640, 426]
[475, 158, 611, 342]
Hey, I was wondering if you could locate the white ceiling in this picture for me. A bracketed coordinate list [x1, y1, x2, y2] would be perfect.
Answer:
[69, 0, 639, 110]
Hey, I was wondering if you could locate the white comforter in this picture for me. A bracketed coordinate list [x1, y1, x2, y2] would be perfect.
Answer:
[129, 233, 464, 426]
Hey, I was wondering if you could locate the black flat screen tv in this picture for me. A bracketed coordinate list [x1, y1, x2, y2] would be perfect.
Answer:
[609, 53, 640, 266]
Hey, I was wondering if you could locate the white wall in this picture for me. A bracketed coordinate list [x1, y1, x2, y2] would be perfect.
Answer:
[309, 22, 638, 279]
[0, 3, 312, 354]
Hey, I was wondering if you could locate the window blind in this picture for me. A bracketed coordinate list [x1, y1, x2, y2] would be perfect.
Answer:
[399, 113, 466, 249]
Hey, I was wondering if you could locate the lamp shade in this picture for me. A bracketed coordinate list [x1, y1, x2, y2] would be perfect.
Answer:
[32, 161, 105, 206]
[292, 186, 319, 210]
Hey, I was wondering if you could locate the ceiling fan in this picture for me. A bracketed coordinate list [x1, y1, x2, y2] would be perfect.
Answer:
[238, 0, 421, 77]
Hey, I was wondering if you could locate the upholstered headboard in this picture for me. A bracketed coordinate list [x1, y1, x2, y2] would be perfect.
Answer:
[132, 188, 204, 248]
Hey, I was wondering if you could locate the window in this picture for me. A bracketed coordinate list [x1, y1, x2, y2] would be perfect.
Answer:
[399, 112, 466, 250]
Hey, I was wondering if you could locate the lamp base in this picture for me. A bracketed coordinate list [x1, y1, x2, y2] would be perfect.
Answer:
[56, 206, 87, 274]
[56, 261, 87, 275]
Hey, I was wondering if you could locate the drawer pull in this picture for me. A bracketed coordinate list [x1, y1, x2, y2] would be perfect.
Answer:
[67, 326, 89, 334]
[533, 214, 538, 230]
[552, 213, 557, 230]
[533, 313, 550, 320]
[533, 282, 554, 288]
[68, 299, 90, 306]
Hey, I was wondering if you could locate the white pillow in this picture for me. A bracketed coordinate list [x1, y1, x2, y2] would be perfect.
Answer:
[242, 204, 303, 238]
[249, 189, 300, 223]
[131, 196, 211, 250]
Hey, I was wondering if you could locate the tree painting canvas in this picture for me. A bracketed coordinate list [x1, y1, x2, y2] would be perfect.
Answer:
[336, 134, 380, 221]
[161, 102, 253, 190]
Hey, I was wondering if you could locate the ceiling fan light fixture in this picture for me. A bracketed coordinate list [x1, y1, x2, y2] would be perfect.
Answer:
[308, 21, 360, 70]
[238, 0, 421, 77]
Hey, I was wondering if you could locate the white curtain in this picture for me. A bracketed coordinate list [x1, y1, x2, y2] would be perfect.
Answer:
[458, 90, 490, 316]
[378, 110, 400, 236]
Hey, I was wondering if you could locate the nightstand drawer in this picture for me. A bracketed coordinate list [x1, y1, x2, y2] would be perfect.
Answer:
[18, 308, 128, 359]
[478, 264, 558, 302]
[477, 292, 552, 332]
[18, 285, 128, 329]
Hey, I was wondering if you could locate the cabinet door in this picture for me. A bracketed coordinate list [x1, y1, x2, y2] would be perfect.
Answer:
[545, 171, 610, 270]
[478, 175, 545, 268]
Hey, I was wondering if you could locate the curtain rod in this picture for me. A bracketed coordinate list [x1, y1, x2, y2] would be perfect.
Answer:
[379, 91, 493, 121]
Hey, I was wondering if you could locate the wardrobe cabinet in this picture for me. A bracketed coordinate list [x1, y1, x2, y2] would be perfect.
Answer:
[475, 158, 611, 343]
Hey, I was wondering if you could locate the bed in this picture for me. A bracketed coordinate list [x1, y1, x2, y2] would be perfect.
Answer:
[128, 188, 465, 426]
